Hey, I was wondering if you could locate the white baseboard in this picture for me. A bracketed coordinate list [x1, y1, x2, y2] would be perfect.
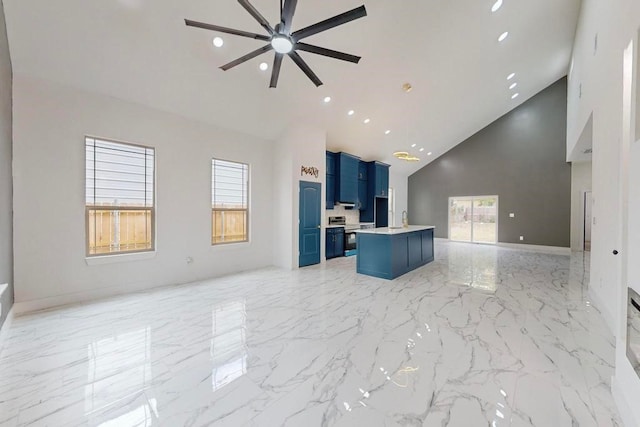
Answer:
[435, 238, 571, 255]
[612, 376, 640, 427]
[496, 242, 571, 255]
[0, 306, 15, 354]
[12, 279, 166, 315]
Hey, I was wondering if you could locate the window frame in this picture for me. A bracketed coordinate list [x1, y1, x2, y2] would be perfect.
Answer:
[211, 158, 250, 246]
[85, 135, 156, 257]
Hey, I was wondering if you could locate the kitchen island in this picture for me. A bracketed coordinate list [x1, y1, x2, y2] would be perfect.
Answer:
[355, 226, 435, 279]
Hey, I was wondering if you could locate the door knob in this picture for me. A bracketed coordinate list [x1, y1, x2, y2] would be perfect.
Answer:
[613, 250, 619, 255]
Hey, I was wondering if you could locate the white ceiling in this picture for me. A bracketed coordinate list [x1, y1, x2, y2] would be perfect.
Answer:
[3, 0, 581, 176]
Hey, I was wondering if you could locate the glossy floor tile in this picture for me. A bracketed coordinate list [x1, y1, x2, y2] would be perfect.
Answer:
[0, 241, 622, 426]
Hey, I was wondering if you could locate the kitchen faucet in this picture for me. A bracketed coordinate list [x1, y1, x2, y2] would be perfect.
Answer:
[402, 210, 408, 228]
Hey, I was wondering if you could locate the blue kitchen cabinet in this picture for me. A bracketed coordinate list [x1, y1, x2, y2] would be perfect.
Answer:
[356, 227, 435, 279]
[358, 178, 367, 210]
[336, 153, 359, 204]
[326, 227, 344, 259]
[360, 161, 390, 224]
[372, 162, 390, 198]
[358, 161, 368, 181]
[357, 161, 367, 211]
[326, 151, 336, 209]
[326, 151, 336, 175]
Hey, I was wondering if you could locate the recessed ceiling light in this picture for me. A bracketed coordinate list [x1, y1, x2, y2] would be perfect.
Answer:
[491, 0, 503, 12]
[507, 72, 516, 80]
[213, 37, 224, 47]
[259, 62, 269, 71]
[324, 96, 332, 103]
[419, 148, 425, 152]
[348, 110, 355, 116]
[385, 130, 391, 135]
[364, 118, 370, 124]
[411, 144, 417, 148]
[512, 93, 519, 99]
[427, 152, 432, 156]
[509, 82, 517, 89]
[498, 31, 509, 42]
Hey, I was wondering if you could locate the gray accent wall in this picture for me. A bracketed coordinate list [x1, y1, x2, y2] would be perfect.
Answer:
[0, 0, 13, 328]
[408, 78, 571, 247]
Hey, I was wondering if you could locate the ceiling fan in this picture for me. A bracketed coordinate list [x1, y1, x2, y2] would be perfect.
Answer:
[185, 0, 367, 88]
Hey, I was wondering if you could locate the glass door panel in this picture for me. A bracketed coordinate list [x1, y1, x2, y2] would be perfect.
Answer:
[472, 197, 497, 243]
[449, 196, 498, 243]
[449, 198, 473, 242]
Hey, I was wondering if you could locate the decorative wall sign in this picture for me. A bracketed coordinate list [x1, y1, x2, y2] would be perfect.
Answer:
[301, 166, 319, 178]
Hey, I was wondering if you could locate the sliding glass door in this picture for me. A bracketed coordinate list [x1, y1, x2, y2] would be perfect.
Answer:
[449, 196, 498, 243]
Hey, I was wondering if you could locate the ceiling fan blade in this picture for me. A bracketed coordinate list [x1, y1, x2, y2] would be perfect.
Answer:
[288, 51, 322, 87]
[280, 0, 298, 34]
[270, 54, 284, 88]
[220, 44, 273, 71]
[294, 42, 361, 63]
[237, 0, 275, 35]
[185, 19, 271, 41]
[291, 5, 367, 41]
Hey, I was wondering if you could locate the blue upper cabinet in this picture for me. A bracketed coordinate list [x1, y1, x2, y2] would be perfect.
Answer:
[336, 153, 359, 204]
[326, 152, 336, 209]
[358, 161, 368, 181]
[357, 160, 367, 210]
[326, 151, 336, 176]
[372, 162, 390, 198]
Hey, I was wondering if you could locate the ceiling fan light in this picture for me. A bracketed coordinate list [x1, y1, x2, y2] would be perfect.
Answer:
[271, 36, 293, 54]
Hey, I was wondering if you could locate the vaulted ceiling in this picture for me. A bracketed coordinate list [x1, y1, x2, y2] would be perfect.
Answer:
[3, 0, 581, 175]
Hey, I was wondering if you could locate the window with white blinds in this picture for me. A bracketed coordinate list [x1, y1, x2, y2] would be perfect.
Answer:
[85, 137, 155, 256]
[212, 159, 249, 245]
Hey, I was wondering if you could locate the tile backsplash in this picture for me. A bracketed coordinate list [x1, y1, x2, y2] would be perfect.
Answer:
[326, 205, 361, 225]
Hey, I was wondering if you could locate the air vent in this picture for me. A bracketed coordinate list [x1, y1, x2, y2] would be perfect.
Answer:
[583, 148, 593, 154]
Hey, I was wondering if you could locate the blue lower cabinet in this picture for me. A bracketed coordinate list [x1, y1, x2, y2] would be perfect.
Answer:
[326, 228, 345, 259]
[356, 228, 434, 279]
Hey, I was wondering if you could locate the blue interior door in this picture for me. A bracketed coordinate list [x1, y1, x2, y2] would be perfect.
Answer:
[299, 181, 321, 267]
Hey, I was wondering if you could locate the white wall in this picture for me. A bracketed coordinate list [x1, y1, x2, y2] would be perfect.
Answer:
[567, 0, 640, 424]
[272, 134, 294, 270]
[12, 75, 274, 311]
[389, 171, 408, 227]
[570, 161, 592, 251]
[272, 124, 326, 269]
[0, 0, 13, 328]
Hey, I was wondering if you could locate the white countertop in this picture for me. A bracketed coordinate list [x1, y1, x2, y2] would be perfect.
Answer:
[355, 225, 435, 235]
[326, 225, 345, 229]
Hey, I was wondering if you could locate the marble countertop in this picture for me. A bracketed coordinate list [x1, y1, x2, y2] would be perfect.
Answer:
[355, 225, 435, 235]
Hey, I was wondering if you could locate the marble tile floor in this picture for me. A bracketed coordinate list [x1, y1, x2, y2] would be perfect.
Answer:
[0, 241, 623, 426]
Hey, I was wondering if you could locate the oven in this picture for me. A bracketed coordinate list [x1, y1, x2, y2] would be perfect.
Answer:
[345, 230, 357, 251]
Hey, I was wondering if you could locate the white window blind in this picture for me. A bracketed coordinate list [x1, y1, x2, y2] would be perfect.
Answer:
[212, 159, 249, 244]
[86, 137, 155, 255]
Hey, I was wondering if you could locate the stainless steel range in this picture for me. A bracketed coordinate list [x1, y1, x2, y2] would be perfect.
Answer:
[327, 217, 375, 257]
